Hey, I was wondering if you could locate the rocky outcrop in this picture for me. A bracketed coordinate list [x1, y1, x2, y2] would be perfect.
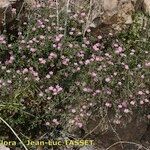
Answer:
[143, 0, 150, 15]
[0, 0, 150, 34]
[100, 0, 135, 33]
[0, 0, 10, 30]
[0, 0, 30, 42]
[84, 113, 150, 150]
[0, 145, 10, 150]
[0, 0, 34, 32]
[82, 0, 150, 34]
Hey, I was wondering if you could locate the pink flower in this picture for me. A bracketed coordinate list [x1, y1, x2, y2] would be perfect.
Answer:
[118, 82, 122, 85]
[71, 109, 76, 113]
[95, 90, 101, 93]
[81, 12, 86, 17]
[33, 72, 38, 77]
[122, 101, 127, 107]
[140, 100, 144, 105]
[105, 102, 112, 107]
[75, 67, 80, 71]
[69, 32, 74, 35]
[144, 99, 149, 103]
[39, 35, 45, 39]
[0, 35, 6, 44]
[39, 58, 46, 64]
[8, 44, 12, 48]
[49, 86, 54, 91]
[16, 70, 21, 74]
[85, 59, 90, 65]
[105, 77, 111, 82]
[80, 113, 84, 117]
[47, 97, 51, 100]
[62, 58, 69, 65]
[77, 122, 83, 128]
[124, 109, 130, 113]
[49, 71, 53, 75]
[10, 56, 15, 61]
[55, 36, 60, 42]
[138, 91, 143, 95]
[52, 119, 59, 125]
[58, 34, 63, 38]
[98, 35, 102, 39]
[39, 92, 44, 97]
[46, 74, 51, 79]
[32, 27, 36, 31]
[69, 119, 75, 124]
[46, 122, 50, 126]
[12, 8, 16, 14]
[118, 104, 123, 108]
[30, 48, 36, 52]
[28, 40, 33, 44]
[82, 105, 86, 109]
[145, 90, 149, 94]
[115, 46, 123, 54]
[114, 43, 119, 47]
[114, 120, 121, 124]
[124, 65, 129, 70]
[56, 85, 63, 92]
[53, 44, 57, 48]
[52, 119, 57, 122]
[93, 43, 100, 51]
[69, 44, 73, 48]
[21, 40, 26, 44]
[83, 87, 92, 93]
[145, 62, 150, 67]
[130, 101, 135, 105]
[22, 68, 28, 74]
[91, 72, 97, 77]
[87, 29, 91, 33]
[35, 77, 40, 81]
[48, 52, 57, 59]
[37, 19, 43, 27]
[7, 80, 12, 84]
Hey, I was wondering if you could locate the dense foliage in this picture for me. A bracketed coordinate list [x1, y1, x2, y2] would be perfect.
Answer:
[0, 1, 149, 149]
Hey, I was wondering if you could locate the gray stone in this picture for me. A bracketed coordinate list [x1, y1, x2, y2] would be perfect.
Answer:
[0, 145, 10, 150]
[79, 146, 95, 150]
[0, 0, 150, 35]
[0, 0, 11, 29]
[103, 0, 118, 11]
[143, 0, 150, 15]
[0, 0, 10, 8]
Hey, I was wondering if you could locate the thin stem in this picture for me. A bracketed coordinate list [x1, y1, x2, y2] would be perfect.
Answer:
[83, 0, 93, 36]
[106, 141, 149, 150]
[56, 0, 59, 28]
[107, 114, 124, 149]
[0, 117, 28, 150]
[64, 0, 70, 37]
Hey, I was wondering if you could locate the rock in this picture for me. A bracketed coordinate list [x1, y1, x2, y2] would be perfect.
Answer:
[0, 0, 11, 30]
[0, 0, 10, 8]
[103, 0, 118, 11]
[85, 114, 149, 150]
[79, 146, 95, 150]
[0, 0, 149, 36]
[143, 0, 150, 15]
[0, 0, 29, 42]
[0, 0, 30, 32]
[0, 145, 10, 150]
[92, 0, 135, 34]
[26, 0, 36, 6]
[82, 0, 149, 34]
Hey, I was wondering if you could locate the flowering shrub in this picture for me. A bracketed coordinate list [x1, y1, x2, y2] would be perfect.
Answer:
[0, 1, 149, 148]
